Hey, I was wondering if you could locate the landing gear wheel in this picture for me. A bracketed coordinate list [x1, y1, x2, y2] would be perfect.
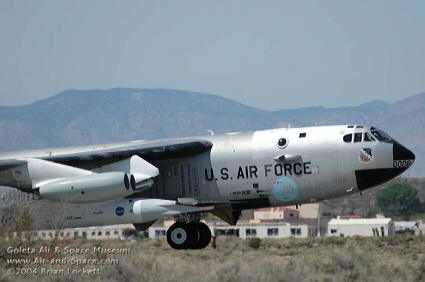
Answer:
[187, 222, 212, 250]
[197, 222, 212, 249]
[187, 222, 200, 249]
[167, 222, 195, 250]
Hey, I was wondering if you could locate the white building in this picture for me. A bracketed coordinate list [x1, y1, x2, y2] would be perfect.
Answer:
[253, 207, 300, 221]
[327, 218, 394, 237]
[149, 222, 309, 240]
[394, 221, 424, 235]
[11, 224, 138, 241]
[12, 221, 310, 242]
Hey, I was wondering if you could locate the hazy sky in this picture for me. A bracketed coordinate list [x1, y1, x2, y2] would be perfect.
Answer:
[1, 1, 424, 110]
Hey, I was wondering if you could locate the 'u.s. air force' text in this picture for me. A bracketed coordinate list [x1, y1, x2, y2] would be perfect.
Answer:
[205, 162, 313, 181]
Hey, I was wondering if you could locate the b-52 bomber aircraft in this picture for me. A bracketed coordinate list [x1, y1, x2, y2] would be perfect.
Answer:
[0, 125, 415, 249]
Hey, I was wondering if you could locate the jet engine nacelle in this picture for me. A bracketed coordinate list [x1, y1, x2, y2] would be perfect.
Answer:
[39, 172, 133, 204]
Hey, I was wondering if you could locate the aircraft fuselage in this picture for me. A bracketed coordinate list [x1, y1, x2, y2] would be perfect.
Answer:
[145, 125, 413, 207]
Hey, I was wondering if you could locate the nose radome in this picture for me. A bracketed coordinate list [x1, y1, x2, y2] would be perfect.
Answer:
[393, 142, 416, 161]
[355, 141, 415, 191]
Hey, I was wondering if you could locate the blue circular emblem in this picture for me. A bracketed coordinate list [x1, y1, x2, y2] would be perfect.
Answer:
[115, 207, 125, 216]
[272, 177, 299, 202]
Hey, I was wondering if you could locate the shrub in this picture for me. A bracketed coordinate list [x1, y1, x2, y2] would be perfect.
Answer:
[248, 238, 261, 249]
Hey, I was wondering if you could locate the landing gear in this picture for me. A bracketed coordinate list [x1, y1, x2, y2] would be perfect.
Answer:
[188, 222, 212, 249]
[166, 222, 195, 249]
[166, 221, 212, 250]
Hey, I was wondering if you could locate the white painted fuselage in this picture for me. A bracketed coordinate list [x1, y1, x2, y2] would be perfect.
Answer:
[0, 125, 415, 236]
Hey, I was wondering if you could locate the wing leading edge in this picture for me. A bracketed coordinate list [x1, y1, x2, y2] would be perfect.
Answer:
[0, 139, 213, 172]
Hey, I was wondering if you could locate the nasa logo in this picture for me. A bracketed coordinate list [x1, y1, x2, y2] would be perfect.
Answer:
[115, 207, 125, 216]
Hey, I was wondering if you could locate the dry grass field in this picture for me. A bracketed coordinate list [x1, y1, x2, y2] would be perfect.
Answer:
[1, 234, 425, 282]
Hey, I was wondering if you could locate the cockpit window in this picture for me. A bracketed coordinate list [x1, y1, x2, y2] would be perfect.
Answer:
[364, 132, 376, 142]
[343, 134, 352, 143]
[371, 130, 391, 141]
[344, 131, 377, 143]
[354, 133, 362, 143]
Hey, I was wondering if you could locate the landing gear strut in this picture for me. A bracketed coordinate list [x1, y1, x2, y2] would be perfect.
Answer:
[166, 221, 212, 250]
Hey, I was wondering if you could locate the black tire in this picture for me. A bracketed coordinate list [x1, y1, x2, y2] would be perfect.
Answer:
[197, 222, 212, 249]
[187, 222, 201, 249]
[187, 222, 212, 250]
[166, 222, 195, 250]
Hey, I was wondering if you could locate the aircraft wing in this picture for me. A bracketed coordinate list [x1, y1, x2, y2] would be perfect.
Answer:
[0, 138, 213, 172]
[0, 138, 213, 203]
[0, 159, 28, 171]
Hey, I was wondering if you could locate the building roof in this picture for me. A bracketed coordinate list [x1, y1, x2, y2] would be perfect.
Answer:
[73, 224, 135, 230]
[340, 215, 363, 219]
[328, 218, 392, 225]
[394, 221, 418, 228]
[255, 207, 298, 212]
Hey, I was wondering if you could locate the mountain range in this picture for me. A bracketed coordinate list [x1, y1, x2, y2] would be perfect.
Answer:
[0, 88, 423, 177]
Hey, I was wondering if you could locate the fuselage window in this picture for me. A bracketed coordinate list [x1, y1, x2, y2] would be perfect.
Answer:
[343, 134, 352, 143]
[277, 138, 288, 148]
[299, 133, 306, 138]
[364, 132, 376, 142]
[354, 133, 362, 143]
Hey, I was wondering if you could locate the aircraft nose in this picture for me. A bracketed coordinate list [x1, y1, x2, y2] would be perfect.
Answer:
[355, 141, 415, 191]
[393, 142, 415, 161]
